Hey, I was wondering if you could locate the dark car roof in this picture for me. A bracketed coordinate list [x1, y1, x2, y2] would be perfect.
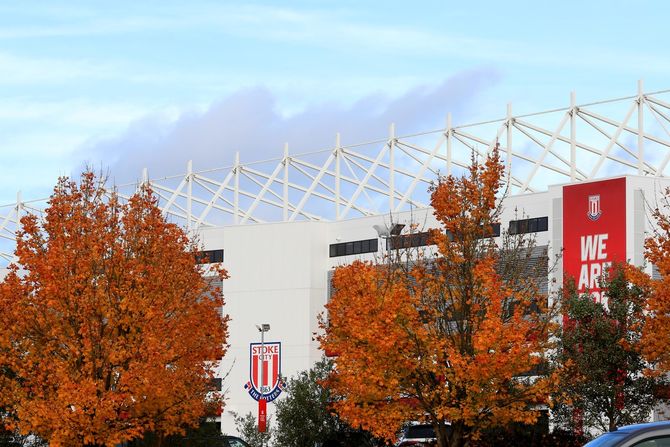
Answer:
[584, 421, 670, 447]
[613, 421, 670, 434]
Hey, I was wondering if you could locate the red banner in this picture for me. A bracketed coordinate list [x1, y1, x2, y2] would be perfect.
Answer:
[563, 178, 627, 303]
[258, 398, 267, 432]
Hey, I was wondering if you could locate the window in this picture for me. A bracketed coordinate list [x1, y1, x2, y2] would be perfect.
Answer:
[329, 238, 378, 257]
[203, 277, 224, 318]
[488, 222, 502, 237]
[196, 249, 224, 264]
[508, 217, 548, 235]
[203, 277, 224, 361]
[208, 377, 222, 391]
[387, 232, 431, 250]
[653, 264, 662, 281]
[633, 436, 670, 447]
[387, 224, 500, 250]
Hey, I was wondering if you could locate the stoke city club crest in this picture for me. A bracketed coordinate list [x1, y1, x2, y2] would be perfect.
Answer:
[244, 342, 285, 402]
[587, 194, 602, 221]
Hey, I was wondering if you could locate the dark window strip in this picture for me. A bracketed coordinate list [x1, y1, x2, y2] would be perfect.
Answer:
[387, 223, 500, 250]
[387, 232, 431, 250]
[208, 377, 222, 391]
[489, 222, 502, 237]
[329, 238, 378, 258]
[196, 249, 224, 264]
[508, 217, 548, 235]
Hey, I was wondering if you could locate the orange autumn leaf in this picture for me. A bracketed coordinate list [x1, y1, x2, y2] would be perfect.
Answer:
[319, 146, 559, 447]
[0, 172, 229, 447]
[632, 193, 670, 374]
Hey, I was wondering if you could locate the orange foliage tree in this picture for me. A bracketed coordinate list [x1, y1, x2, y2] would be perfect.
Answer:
[320, 148, 558, 447]
[0, 173, 229, 446]
[632, 193, 670, 375]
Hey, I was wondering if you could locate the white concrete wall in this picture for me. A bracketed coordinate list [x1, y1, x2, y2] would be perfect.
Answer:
[198, 221, 329, 434]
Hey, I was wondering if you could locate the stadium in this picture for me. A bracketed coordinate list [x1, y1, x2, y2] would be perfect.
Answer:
[3, 82, 670, 435]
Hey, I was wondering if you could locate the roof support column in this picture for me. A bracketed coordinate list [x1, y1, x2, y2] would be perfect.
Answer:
[571, 91, 576, 182]
[638, 79, 645, 175]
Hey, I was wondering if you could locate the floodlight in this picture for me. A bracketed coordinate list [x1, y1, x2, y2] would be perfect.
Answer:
[373, 224, 390, 238]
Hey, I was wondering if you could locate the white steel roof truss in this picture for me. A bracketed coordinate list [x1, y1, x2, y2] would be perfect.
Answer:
[451, 132, 530, 190]
[287, 159, 376, 216]
[646, 95, 670, 111]
[451, 120, 508, 156]
[292, 160, 376, 215]
[340, 151, 415, 211]
[0, 209, 16, 240]
[578, 107, 670, 150]
[512, 119, 604, 178]
[644, 104, 670, 175]
[394, 141, 441, 178]
[239, 163, 283, 224]
[233, 171, 321, 220]
[150, 189, 190, 220]
[340, 143, 390, 219]
[151, 182, 233, 225]
[394, 134, 446, 212]
[192, 171, 234, 228]
[575, 102, 638, 178]
[4, 84, 670, 261]
[239, 166, 324, 222]
[191, 175, 265, 224]
[341, 147, 431, 187]
[342, 155, 426, 210]
[508, 119, 581, 176]
[245, 158, 381, 220]
[518, 112, 570, 192]
[158, 176, 188, 217]
[511, 123, 587, 181]
[289, 151, 336, 222]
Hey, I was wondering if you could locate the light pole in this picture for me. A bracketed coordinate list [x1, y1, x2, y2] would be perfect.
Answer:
[256, 324, 270, 393]
[256, 323, 270, 440]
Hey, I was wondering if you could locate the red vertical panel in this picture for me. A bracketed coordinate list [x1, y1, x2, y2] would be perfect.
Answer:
[258, 398, 267, 432]
[272, 353, 279, 387]
[563, 177, 627, 303]
[252, 353, 258, 389]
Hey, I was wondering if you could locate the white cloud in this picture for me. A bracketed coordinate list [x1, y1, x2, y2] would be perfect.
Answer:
[79, 68, 501, 183]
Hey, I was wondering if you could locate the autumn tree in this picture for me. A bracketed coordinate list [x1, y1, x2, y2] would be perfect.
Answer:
[0, 172, 229, 446]
[320, 148, 558, 447]
[553, 266, 661, 434]
[635, 193, 670, 376]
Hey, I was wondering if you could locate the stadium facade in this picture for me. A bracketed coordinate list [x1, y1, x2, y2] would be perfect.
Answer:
[204, 173, 670, 434]
[3, 83, 670, 434]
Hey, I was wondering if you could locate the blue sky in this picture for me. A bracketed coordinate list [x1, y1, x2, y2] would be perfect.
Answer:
[1, 0, 669, 203]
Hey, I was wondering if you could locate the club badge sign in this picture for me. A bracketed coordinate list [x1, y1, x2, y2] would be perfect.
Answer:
[563, 177, 627, 303]
[244, 341, 286, 402]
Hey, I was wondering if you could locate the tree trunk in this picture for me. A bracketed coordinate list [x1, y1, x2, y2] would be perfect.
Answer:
[608, 401, 617, 432]
[436, 423, 451, 447]
[446, 421, 469, 447]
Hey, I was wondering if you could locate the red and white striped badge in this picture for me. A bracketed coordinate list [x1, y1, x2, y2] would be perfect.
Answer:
[587, 194, 602, 221]
[245, 342, 284, 402]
